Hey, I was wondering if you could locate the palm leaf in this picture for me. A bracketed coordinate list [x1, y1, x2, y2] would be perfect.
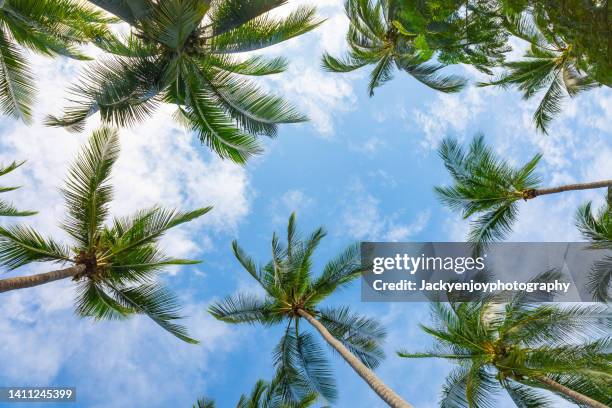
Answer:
[60, 127, 120, 248]
[0, 225, 72, 270]
[105, 282, 198, 344]
[0, 30, 35, 122]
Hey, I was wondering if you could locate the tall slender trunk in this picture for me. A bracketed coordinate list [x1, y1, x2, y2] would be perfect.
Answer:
[526, 180, 612, 199]
[0, 265, 85, 293]
[535, 375, 608, 408]
[297, 308, 413, 408]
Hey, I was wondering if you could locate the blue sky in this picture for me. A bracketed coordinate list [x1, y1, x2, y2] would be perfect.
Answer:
[0, 1, 610, 407]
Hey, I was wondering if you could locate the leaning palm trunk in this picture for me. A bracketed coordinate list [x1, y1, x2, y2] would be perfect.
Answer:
[297, 309, 412, 408]
[0, 265, 85, 293]
[535, 376, 608, 408]
[523, 180, 612, 199]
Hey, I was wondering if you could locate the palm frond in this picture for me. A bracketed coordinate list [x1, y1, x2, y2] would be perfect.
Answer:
[0, 30, 35, 122]
[211, 6, 323, 54]
[60, 127, 120, 248]
[0, 225, 72, 270]
[294, 329, 336, 402]
[318, 306, 385, 369]
[208, 293, 278, 325]
[46, 57, 163, 132]
[210, 55, 288, 76]
[209, 0, 286, 35]
[533, 70, 566, 134]
[504, 380, 555, 408]
[105, 282, 198, 343]
[308, 244, 363, 303]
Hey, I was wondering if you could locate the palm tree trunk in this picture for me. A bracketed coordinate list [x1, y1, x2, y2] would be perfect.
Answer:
[526, 180, 612, 199]
[0, 265, 85, 293]
[535, 375, 608, 408]
[297, 308, 413, 408]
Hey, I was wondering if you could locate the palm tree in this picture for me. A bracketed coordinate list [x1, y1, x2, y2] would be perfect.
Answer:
[0, 127, 210, 343]
[0, 0, 119, 122]
[478, 12, 606, 133]
[0, 160, 35, 216]
[435, 134, 612, 253]
[193, 378, 318, 408]
[209, 214, 412, 408]
[576, 187, 611, 302]
[398, 296, 611, 407]
[321, 0, 468, 96]
[47, 0, 323, 164]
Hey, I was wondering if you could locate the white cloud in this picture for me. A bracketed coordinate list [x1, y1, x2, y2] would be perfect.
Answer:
[269, 189, 315, 224]
[338, 180, 430, 241]
[412, 86, 486, 150]
[0, 280, 239, 408]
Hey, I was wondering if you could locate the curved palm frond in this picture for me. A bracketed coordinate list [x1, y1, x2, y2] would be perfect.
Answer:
[60, 127, 120, 248]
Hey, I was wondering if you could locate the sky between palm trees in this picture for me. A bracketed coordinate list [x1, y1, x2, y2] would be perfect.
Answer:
[0, 1, 609, 407]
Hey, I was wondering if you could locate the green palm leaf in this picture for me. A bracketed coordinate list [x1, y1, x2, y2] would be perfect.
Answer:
[61, 127, 120, 248]
[0, 225, 72, 269]
[0, 30, 34, 122]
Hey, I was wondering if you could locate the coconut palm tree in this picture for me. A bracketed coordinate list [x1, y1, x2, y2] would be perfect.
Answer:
[0, 127, 210, 343]
[576, 187, 611, 302]
[435, 134, 612, 253]
[209, 213, 412, 408]
[322, 0, 510, 96]
[478, 12, 606, 133]
[193, 378, 318, 408]
[0, 0, 119, 122]
[47, 0, 323, 164]
[398, 296, 611, 407]
[0, 160, 35, 216]
[322, 0, 467, 96]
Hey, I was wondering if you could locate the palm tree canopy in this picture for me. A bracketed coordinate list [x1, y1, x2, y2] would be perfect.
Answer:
[479, 8, 604, 133]
[47, 0, 323, 164]
[0, 0, 120, 122]
[398, 284, 612, 407]
[209, 213, 386, 404]
[0, 160, 36, 216]
[576, 187, 611, 302]
[0, 127, 211, 343]
[322, 0, 510, 96]
[194, 378, 319, 408]
[435, 134, 542, 253]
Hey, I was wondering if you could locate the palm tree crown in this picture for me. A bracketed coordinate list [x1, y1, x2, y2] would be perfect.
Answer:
[209, 213, 387, 404]
[0, 127, 210, 343]
[322, 0, 509, 96]
[479, 12, 603, 133]
[398, 291, 611, 407]
[0, 0, 118, 122]
[436, 134, 612, 253]
[0, 160, 36, 216]
[47, 0, 323, 163]
[194, 378, 317, 408]
[435, 134, 542, 253]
